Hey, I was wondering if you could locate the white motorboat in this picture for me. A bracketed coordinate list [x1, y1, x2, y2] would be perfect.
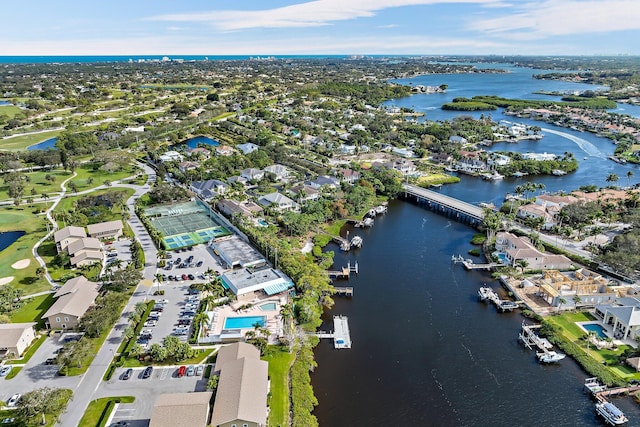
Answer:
[596, 401, 628, 425]
[537, 351, 566, 363]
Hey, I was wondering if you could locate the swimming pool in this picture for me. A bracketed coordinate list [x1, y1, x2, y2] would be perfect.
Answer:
[223, 316, 266, 329]
[259, 302, 277, 311]
[581, 323, 608, 339]
[496, 252, 509, 264]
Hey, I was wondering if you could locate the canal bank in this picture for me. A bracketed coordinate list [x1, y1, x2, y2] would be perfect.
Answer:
[311, 199, 640, 426]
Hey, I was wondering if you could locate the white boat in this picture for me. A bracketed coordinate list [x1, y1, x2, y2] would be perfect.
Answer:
[552, 169, 567, 176]
[584, 377, 607, 395]
[350, 236, 363, 248]
[596, 401, 628, 425]
[363, 217, 374, 227]
[537, 351, 566, 363]
[512, 171, 528, 177]
[375, 205, 387, 214]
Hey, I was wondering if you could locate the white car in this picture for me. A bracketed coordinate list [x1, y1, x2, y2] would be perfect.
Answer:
[0, 366, 12, 377]
[143, 320, 157, 327]
[157, 299, 169, 304]
[7, 393, 21, 407]
[141, 329, 153, 336]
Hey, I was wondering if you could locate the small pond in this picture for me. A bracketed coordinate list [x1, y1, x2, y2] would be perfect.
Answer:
[0, 231, 26, 252]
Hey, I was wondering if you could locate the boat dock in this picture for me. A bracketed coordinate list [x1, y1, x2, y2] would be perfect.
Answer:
[334, 287, 354, 297]
[478, 286, 520, 312]
[595, 385, 640, 402]
[519, 322, 553, 352]
[327, 261, 359, 279]
[315, 315, 352, 349]
[452, 254, 500, 270]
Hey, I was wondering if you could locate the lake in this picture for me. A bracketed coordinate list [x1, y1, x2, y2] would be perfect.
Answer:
[0, 231, 26, 252]
[27, 137, 57, 151]
[176, 136, 220, 149]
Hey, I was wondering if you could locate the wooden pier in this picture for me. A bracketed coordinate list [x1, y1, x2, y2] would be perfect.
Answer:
[315, 315, 352, 349]
[327, 261, 359, 279]
[334, 287, 354, 296]
[452, 254, 500, 270]
[519, 322, 553, 352]
[478, 286, 520, 312]
[595, 385, 640, 402]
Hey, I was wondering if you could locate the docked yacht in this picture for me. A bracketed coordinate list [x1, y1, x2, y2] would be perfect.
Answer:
[596, 401, 628, 425]
[552, 169, 567, 176]
[536, 351, 566, 363]
[350, 236, 363, 248]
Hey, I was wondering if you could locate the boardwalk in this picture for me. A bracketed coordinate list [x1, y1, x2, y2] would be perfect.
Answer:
[403, 183, 485, 226]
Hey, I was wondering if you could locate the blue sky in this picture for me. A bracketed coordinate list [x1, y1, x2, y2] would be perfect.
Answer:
[1, 0, 639, 56]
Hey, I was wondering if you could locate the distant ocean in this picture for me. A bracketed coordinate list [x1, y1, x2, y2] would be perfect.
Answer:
[0, 55, 354, 65]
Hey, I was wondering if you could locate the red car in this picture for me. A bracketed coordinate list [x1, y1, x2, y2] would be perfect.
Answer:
[177, 365, 187, 377]
[181, 274, 188, 281]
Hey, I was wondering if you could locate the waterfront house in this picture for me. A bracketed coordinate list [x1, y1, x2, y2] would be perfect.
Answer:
[594, 300, 640, 340]
[494, 232, 572, 271]
[43, 276, 100, 330]
[54, 226, 87, 253]
[535, 194, 580, 209]
[522, 152, 556, 161]
[308, 175, 340, 190]
[149, 392, 213, 427]
[449, 135, 468, 144]
[87, 220, 123, 240]
[257, 192, 300, 212]
[487, 153, 511, 167]
[211, 342, 269, 427]
[187, 147, 211, 159]
[0, 323, 36, 359]
[537, 269, 616, 309]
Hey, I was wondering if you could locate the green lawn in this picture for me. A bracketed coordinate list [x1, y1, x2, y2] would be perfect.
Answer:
[69, 164, 139, 193]
[5, 366, 22, 379]
[121, 349, 214, 368]
[0, 129, 62, 151]
[7, 334, 48, 365]
[264, 346, 295, 427]
[0, 206, 51, 294]
[10, 294, 55, 329]
[0, 169, 70, 201]
[79, 396, 135, 427]
[0, 104, 22, 118]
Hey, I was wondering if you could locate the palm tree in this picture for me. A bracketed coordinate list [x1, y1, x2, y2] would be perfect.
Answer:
[627, 170, 634, 188]
[606, 173, 619, 188]
[515, 259, 529, 275]
[194, 312, 210, 340]
[557, 297, 567, 312]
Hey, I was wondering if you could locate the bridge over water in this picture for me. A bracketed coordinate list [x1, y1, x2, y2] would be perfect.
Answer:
[402, 183, 486, 227]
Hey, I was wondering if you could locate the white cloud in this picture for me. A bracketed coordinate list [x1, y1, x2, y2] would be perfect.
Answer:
[469, 0, 640, 37]
[378, 24, 399, 29]
[147, 0, 505, 31]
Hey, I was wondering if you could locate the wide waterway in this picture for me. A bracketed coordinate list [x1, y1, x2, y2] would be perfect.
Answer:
[312, 65, 640, 426]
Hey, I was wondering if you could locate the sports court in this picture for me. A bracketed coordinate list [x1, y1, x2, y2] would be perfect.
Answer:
[145, 201, 231, 250]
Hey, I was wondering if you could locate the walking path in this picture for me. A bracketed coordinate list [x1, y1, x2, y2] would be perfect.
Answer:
[56, 162, 158, 427]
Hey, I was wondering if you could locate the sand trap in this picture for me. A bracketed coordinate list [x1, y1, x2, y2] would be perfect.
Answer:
[0, 277, 15, 286]
[11, 259, 30, 269]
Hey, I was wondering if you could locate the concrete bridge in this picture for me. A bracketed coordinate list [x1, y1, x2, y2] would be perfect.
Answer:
[402, 183, 486, 227]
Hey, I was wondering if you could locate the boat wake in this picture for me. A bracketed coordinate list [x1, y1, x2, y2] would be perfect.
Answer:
[431, 369, 462, 422]
[540, 127, 605, 158]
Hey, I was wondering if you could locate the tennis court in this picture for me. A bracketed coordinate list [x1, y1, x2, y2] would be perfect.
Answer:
[144, 201, 231, 249]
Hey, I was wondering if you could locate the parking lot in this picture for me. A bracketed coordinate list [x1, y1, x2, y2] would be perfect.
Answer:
[99, 365, 210, 425]
[105, 238, 133, 269]
[137, 244, 227, 346]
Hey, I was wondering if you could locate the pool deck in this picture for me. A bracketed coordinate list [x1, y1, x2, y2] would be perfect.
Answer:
[201, 294, 285, 344]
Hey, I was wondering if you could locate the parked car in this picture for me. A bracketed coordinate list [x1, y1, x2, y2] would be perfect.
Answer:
[45, 358, 57, 365]
[175, 257, 182, 264]
[7, 393, 21, 407]
[161, 274, 167, 281]
[195, 365, 204, 376]
[182, 274, 189, 280]
[122, 368, 133, 380]
[188, 274, 195, 280]
[181, 310, 195, 317]
[142, 366, 153, 379]
[174, 327, 188, 336]
[157, 299, 169, 304]
[177, 365, 186, 377]
[177, 318, 191, 326]
[141, 329, 153, 336]
[2, 418, 15, 424]
[186, 365, 195, 376]
[186, 255, 194, 263]
[143, 320, 157, 327]
[0, 366, 12, 377]
[196, 260, 203, 267]
[107, 252, 118, 258]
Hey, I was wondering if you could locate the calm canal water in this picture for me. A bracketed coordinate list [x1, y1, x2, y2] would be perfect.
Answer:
[312, 65, 640, 426]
